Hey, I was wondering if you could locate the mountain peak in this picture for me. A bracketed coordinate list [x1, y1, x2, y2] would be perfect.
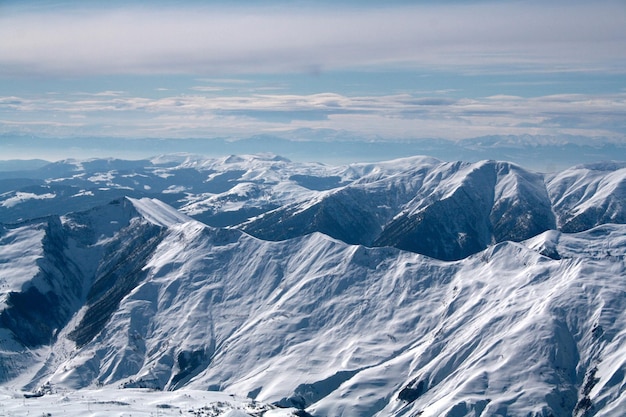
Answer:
[127, 197, 194, 228]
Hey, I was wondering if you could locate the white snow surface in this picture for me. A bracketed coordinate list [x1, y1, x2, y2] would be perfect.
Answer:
[6, 204, 621, 416]
[128, 197, 194, 227]
[0, 191, 56, 208]
[547, 162, 626, 230]
[0, 387, 295, 417]
[0, 156, 625, 416]
[0, 223, 46, 308]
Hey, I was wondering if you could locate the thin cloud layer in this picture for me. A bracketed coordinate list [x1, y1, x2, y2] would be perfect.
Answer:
[2, 91, 624, 140]
[1, 2, 625, 76]
[1, 1, 624, 146]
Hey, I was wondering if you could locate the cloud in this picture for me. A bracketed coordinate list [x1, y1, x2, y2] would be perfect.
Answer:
[83, 91, 127, 97]
[2, 90, 624, 140]
[190, 86, 227, 92]
[0, 2, 624, 77]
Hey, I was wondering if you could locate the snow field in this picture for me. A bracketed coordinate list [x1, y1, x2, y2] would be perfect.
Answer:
[0, 387, 294, 417]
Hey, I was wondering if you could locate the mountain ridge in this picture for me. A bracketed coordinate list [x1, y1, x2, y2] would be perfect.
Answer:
[0, 156, 625, 416]
[1, 155, 624, 261]
[3, 133, 625, 171]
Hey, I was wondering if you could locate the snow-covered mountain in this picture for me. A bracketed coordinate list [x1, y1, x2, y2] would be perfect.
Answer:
[2, 155, 623, 261]
[238, 158, 581, 260]
[547, 162, 626, 233]
[0, 155, 625, 416]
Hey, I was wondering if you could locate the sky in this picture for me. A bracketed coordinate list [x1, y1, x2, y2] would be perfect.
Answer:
[0, 0, 625, 160]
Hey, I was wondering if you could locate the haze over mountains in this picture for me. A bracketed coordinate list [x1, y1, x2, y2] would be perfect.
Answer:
[0, 154, 625, 416]
[2, 133, 625, 172]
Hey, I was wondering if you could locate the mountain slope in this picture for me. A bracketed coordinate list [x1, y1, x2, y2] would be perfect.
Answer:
[0, 197, 622, 416]
[0, 197, 186, 384]
[242, 159, 557, 260]
[547, 162, 626, 233]
[0, 156, 625, 416]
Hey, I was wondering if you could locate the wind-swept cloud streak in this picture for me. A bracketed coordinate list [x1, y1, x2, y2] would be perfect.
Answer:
[1, 1, 625, 77]
[2, 91, 624, 140]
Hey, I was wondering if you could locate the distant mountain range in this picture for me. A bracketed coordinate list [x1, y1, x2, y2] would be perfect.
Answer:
[0, 155, 625, 416]
[2, 132, 625, 171]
